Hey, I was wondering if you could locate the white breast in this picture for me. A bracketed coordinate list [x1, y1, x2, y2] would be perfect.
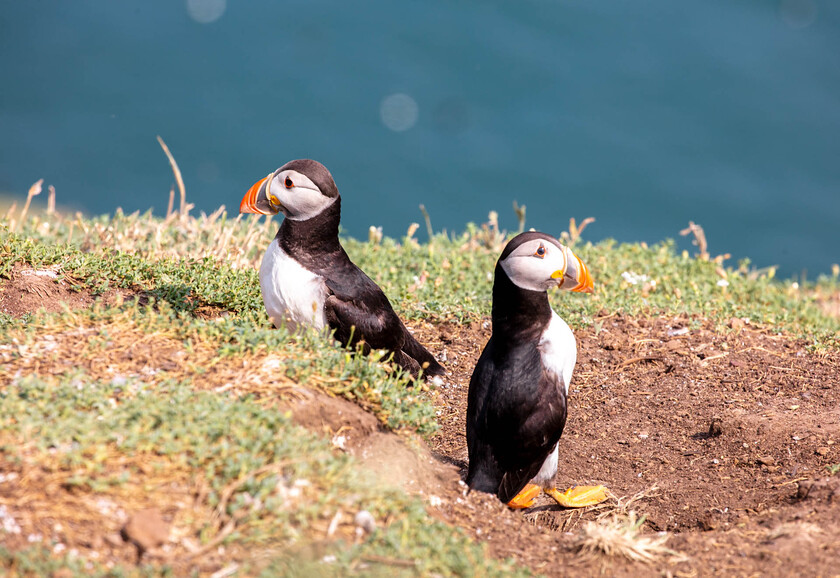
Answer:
[533, 443, 560, 487]
[538, 311, 578, 396]
[259, 239, 329, 331]
[531, 311, 577, 487]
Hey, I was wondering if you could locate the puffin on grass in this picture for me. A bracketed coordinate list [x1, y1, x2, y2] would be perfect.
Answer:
[466, 231, 607, 509]
[239, 159, 444, 379]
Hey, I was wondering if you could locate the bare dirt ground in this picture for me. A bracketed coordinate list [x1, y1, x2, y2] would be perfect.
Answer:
[413, 314, 840, 577]
[2, 271, 839, 577]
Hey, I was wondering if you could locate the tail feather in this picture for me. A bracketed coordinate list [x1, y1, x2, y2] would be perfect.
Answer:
[400, 327, 445, 377]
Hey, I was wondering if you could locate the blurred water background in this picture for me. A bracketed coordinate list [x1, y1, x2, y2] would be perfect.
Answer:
[1, 0, 838, 278]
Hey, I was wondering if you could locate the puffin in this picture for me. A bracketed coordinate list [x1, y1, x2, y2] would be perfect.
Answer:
[466, 231, 607, 508]
[239, 159, 444, 379]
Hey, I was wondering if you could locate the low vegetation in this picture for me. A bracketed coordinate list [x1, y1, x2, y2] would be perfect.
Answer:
[1, 180, 838, 575]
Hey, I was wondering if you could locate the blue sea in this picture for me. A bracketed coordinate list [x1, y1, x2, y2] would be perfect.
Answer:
[1, 0, 838, 278]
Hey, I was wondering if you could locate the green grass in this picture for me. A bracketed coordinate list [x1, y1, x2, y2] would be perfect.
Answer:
[5, 216, 840, 339]
[344, 235, 840, 340]
[0, 375, 526, 577]
[1, 205, 838, 576]
[1, 298, 439, 435]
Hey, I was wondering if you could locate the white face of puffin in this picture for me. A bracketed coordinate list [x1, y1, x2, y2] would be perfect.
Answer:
[240, 167, 337, 221]
[500, 237, 594, 293]
[265, 169, 337, 221]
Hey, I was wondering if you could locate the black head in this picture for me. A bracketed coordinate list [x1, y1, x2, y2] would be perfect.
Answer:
[277, 159, 339, 199]
[498, 232, 594, 293]
[240, 159, 340, 220]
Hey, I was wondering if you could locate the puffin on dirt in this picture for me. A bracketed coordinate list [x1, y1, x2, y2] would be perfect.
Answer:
[239, 159, 444, 379]
[466, 231, 608, 508]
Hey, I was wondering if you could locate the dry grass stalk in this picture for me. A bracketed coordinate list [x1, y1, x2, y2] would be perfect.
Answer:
[560, 216, 595, 247]
[471, 210, 506, 252]
[593, 485, 658, 519]
[680, 221, 709, 260]
[575, 511, 684, 564]
[13, 178, 43, 232]
[368, 225, 384, 245]
[166, 185, 175, 219]
[47, 185, 56, 215]
[680, 221, 731, 265]
[6, 191, 276, 269]
[419, 204, 434, 240]
[4, 201, 17, 222]
[405, 222, 420, 247]
[512, 201, 526, 233]
[156, 135, 188, 220]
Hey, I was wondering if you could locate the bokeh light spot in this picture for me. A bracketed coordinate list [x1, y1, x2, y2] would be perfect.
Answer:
[380, 93, 419, 132]
[186, 0, 227, 24]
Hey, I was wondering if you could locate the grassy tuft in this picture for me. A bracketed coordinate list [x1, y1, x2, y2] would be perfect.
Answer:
[0, 375, 523, 576]
[574, 512, 684, 565]
[2, 194, 838, 575]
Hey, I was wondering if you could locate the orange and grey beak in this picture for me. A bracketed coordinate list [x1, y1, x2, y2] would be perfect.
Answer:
[239, 174, 280, 215]
[552, 247, 594, 293]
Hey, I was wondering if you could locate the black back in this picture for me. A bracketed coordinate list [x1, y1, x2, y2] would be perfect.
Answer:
[274, 180, 443, 377]
[466, 260, 568, 501]
[276, 197, 398, 341]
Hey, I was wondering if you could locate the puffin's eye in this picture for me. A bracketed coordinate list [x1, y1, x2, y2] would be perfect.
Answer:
[534, 245, 546, 258]
[284, 177, 294, 188]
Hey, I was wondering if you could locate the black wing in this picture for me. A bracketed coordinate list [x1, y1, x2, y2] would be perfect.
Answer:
[323, 270, 404, 350]
[466, 338, 567, 502]
[496, 368, 567, 503]
[322, 258, 443, 377]
[466, 340, 504, 493]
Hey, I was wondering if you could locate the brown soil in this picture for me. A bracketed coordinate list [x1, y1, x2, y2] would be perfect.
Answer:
[0, 265, 97, 316]
[414, 313, 840, 576]
[2, 275, 840, 577]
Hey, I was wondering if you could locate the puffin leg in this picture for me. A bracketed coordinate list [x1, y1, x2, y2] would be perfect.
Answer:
[544, 485, 608, 508]
[506, 484, 541, 509]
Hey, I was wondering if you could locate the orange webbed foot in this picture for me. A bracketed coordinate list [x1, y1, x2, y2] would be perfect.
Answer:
[506, 483, 541, 509]
[545, 485, 609, 508]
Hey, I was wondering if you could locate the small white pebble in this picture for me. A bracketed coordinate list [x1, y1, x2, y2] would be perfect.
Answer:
[331, 434, 347, 450]
[0, 505, 21, 534]
[0, 473, 19, 484]
[354, 510, 376, 534]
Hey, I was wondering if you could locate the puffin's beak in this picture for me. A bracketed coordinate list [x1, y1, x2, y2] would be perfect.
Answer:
[239, 174, 279, 215]
[552, 247, 594, 293]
